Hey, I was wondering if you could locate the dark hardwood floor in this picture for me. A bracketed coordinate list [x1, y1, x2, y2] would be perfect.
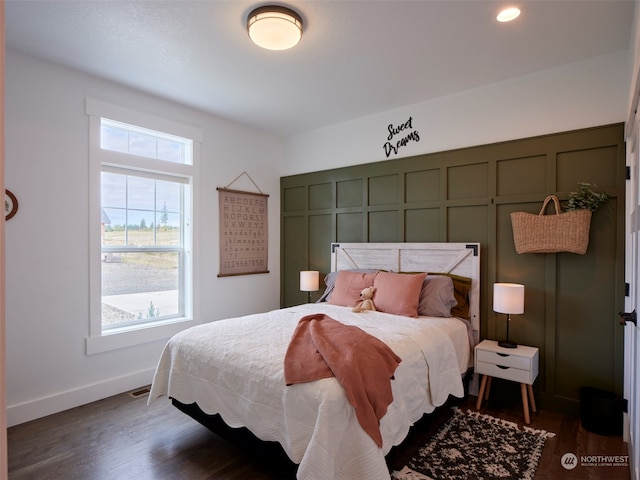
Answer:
[8, 388, 630, 479]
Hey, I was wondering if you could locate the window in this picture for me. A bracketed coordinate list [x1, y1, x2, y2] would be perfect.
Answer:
[101, 168, 187, 330]
[86, 99, 201, 354]
[100, 118, 191, 164]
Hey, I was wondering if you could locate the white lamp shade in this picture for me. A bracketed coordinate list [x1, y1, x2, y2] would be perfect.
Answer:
[248, 6, 303, 51]
[300, 271, 319, 292]
[493, 283, 525, 314]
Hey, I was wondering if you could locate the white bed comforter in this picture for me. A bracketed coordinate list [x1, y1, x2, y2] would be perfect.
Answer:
[148, 303, 468, 480]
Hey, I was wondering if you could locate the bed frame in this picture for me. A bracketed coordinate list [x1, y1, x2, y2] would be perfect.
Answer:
[173, 242, 482, 473]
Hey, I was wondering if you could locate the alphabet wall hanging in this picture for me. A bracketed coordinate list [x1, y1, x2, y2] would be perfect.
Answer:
[217, 172, 269, 277]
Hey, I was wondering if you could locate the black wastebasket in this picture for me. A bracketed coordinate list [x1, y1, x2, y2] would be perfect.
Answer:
[580, 386, 623, 436]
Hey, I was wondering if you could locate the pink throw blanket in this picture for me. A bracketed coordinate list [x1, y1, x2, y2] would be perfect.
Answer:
[284, 313, 402, 448]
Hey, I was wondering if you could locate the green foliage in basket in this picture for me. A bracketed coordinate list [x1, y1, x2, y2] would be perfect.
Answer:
[564, 182, 610, 212]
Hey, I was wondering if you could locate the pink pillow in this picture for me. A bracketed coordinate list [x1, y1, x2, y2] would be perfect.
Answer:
[328, 270, 378, 307]
[374, 272, 427, 317]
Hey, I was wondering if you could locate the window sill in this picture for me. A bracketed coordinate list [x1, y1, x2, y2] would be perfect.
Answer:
[85, 317, 198, 355]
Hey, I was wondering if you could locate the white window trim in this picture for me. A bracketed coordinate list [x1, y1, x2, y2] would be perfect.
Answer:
[86, 98, 203, 143]
[86, 99, 201, 355]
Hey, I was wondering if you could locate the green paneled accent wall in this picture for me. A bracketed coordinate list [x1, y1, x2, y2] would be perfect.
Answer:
[369, 174, 399, 205]
[281, 215, 306, 307]
[337, 179, 363, 208]
[405, 208, 440, 241]
[281, 123, 626, 416]
[405, 169, 439, 203]
[309, 183, 332, 210]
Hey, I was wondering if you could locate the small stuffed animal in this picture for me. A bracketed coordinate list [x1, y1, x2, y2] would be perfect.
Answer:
[352, 286, 377, 313]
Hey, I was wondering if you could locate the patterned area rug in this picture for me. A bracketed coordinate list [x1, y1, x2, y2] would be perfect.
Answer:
[392, 408, 555, 480]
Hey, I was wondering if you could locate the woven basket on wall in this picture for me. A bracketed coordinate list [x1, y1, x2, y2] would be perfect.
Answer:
[510, 195, 592, 255]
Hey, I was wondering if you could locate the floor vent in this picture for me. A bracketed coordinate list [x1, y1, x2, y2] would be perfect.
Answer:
[128, 386, 151, 399]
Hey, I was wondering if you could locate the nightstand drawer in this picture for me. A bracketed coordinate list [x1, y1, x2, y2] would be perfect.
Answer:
[476, 361, 533, 384]
[476, 349, 532, 370]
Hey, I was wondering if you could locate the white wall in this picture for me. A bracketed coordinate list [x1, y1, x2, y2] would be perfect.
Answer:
[4, 51, 284, 426]
[284, 51, 629, 176]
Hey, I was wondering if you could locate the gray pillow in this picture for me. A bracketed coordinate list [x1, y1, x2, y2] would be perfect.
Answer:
[418, 275, 458, 317]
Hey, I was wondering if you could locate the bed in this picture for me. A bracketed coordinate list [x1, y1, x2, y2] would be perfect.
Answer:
[148, 242, 481, 480]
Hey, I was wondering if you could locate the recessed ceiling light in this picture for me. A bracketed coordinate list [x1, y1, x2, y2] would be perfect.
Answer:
[247, 5, 303, 51]
[497, 7, 521, 22]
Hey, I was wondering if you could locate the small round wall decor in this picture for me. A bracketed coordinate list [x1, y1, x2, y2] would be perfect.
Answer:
[5, 189, 18, 221]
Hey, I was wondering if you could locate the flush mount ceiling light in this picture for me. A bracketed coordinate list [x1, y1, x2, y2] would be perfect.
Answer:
[247, 5, 303, 50]
[497, 6, 521, 22]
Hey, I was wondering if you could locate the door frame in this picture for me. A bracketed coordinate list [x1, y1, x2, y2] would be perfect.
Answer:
[624, 116, 640, 480]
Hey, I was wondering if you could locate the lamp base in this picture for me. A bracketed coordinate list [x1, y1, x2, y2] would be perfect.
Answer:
[498, 340, 518, 349]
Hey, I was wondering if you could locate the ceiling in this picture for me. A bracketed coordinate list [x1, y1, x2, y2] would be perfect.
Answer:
[5, 0, 636, 137]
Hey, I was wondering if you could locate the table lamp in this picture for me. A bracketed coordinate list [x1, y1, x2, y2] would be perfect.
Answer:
[493, 283, 525, 349]
[300, 271, 319, 303]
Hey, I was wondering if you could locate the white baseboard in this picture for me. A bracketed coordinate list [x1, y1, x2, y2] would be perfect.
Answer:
[7, 367, 156, 427]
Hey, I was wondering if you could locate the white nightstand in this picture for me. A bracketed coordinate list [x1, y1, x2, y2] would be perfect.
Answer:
[474, 339, 539, 424]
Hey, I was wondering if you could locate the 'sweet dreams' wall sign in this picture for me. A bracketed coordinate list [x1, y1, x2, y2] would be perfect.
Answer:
[383, 116, 420, 158]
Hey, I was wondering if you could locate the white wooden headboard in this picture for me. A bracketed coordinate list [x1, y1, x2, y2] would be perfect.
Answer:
[330, 242, 481, 343]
